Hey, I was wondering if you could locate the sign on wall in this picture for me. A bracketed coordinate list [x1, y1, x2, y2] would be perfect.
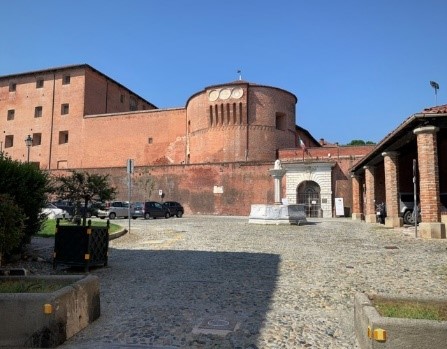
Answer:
[335, 198, 344, 216]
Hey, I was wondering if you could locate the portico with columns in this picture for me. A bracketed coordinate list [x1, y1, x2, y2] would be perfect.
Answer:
[350, 106, 447, 239]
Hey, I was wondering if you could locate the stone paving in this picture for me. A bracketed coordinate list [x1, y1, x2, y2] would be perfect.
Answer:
[17, 216, 447, 348]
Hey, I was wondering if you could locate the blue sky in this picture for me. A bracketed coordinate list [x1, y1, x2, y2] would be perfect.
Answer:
[1, 0, 446, 145]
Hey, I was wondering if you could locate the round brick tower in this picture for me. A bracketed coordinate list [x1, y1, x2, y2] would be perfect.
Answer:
[185, 81, 297, 164]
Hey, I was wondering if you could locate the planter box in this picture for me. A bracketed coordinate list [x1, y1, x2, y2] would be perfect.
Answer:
[354, 292, 447, 349]
[53, 221, 109, 272]
[0, 274, 100, 348]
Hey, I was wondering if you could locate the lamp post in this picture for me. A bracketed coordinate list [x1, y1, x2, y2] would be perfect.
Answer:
[25, 134, 33, 163]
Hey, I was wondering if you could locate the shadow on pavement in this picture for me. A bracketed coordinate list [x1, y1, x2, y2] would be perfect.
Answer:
[62, 248, 280, 348]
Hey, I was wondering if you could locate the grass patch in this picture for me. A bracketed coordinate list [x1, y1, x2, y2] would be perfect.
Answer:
[38, 219, 122, 237]
[373, 299, 447, 321]
[0, 280, 71, 293]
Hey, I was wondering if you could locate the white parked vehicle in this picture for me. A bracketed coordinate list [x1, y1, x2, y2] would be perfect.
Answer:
[40, 203, 70, 219]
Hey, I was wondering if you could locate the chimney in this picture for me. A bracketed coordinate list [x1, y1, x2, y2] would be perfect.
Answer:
[319, 138, 325, 146]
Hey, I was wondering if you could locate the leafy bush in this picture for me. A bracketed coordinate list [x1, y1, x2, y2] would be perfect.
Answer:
[0, 153, 51, 249]
[0, 194, 25, 266]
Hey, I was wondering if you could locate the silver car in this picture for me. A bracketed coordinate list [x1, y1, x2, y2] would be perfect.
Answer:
[100, 201, 140, 219]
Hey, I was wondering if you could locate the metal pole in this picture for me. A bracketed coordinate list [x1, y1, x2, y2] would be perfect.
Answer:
[126, 159, 134, 234]
[127, 171, 131, 234]
[27, 146, 30, 163]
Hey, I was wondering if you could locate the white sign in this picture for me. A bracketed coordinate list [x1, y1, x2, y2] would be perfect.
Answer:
[335, 198, 344, 216]
[159, 189, 163, 196]
[213, 186, 224, 194]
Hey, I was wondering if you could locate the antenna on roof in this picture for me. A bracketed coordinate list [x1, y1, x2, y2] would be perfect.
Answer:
[237, 69, 242, 81]
[430, 81, 440, 105]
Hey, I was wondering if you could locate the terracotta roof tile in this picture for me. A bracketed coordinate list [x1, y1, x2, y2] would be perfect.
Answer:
[422, 104, 447, 113]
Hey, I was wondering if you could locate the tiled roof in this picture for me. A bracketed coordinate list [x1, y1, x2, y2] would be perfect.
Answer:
[422, 104, 447, 114]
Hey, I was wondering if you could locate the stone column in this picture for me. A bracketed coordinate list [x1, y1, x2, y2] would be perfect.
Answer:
[269, 169, 286, 205]
[382, 151, 403, 227]
[364, 166, 377, 223]
[414, 126, 445, 238]
[351, 174, 363, 220]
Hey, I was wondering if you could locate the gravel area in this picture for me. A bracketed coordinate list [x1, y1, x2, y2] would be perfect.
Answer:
[7, 216, 447, 348]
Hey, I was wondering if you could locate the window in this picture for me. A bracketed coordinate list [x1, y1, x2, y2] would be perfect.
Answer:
[7, 109, 15, 121]
[62, 75, 71, 85]
[36, 79, 44, 88]
[148, 137, 153, 144]
[4, 135, 14, 148]
[9, 83, 16, 92]
[35, 106, 43, 118]
[32, 133, 42, 146]
[61, 104, 69, 115]
[129, 97, 137, 111]
[120, 94, 125, 103]
[59, 131, 69, 144]
[275, 113, 286, 131]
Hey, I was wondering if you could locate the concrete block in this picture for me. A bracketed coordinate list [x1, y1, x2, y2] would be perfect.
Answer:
[248, 204, 307, 225]
[0, 274, 100, 348]
[354, 292, 447, 349]
[418, 222, 446, 239]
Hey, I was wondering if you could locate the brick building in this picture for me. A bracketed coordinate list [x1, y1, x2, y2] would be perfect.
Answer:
[350, 105, 447, 238]
[0, 64, 372, 217]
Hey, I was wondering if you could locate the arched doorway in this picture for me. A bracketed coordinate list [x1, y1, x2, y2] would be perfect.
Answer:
[297, 181, 321, 217]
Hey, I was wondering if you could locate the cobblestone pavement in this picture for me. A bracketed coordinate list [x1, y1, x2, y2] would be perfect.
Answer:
[18, 216, 447, 348]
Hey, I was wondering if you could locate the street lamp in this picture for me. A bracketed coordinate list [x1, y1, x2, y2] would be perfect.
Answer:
[25, 134, 33, 163]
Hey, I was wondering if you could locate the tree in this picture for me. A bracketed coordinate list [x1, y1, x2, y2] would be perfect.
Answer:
[0, 194, 26, 266]
[0, 152, 50, 248]
[53, 170, 116, 226]
[346, 140, 376, 146]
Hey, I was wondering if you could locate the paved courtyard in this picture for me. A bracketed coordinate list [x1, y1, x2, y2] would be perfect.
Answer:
[47, 216, 447, 348]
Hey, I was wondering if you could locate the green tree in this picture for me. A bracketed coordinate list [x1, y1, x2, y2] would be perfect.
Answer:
[0, 194, 26, 266]
[346, 140, 376, 146]
[0, 153, 50, 248]
[53, 170, 116, 226]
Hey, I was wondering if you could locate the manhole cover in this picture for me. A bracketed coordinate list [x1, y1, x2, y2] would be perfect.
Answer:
[192, 316, 238, 335]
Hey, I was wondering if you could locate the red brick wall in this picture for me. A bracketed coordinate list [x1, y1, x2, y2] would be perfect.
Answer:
[84, 68, 155, 115]
[77, 108, 187, 168]
[1, 68, 86, 168]
[77, 162, 274, 216]
[187, 83, 297, 163]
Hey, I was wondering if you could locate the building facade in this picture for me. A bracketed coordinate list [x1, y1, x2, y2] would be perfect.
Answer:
[1, 64, 372, 217]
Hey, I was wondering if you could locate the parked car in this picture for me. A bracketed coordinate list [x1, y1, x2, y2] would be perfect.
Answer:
[143, 201, 171, 219]
[132, 202, 144, 218]
[52, 200, 100, 218]
[163, 201, 184, 218]
[41, 203, 70, 220]
[399, 193, 420, 225]
[100, 201, 140, 219]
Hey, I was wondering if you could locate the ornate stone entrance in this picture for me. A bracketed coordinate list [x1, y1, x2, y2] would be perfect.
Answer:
[297, 180, 321, 217]
[283, 162, 334, 218]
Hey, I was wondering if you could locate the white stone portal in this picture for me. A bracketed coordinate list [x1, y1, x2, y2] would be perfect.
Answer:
[283, 162, 334, 218]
